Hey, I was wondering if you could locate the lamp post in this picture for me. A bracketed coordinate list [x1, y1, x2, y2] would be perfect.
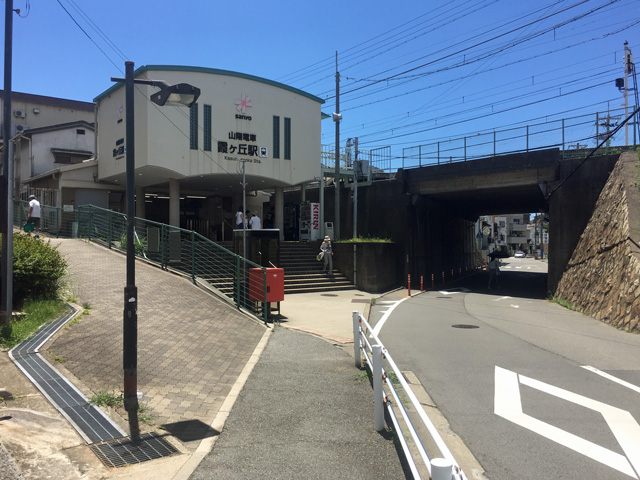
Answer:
[111, 61, 200, 437]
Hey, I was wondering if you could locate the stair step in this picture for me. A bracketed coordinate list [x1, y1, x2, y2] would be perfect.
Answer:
[285, 284, 356, 294]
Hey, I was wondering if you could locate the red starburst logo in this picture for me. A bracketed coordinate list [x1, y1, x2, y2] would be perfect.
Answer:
[234, 93, 253, 114]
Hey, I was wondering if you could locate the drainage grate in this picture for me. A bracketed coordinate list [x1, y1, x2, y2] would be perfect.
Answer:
[90, 433, 179, 468]
[9, 304, 126, 444]
[452, 324, 480, 329]
[321, 293, 339, 297]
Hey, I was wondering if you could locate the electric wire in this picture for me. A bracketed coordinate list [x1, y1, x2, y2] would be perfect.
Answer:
[547, 104, 640, 198]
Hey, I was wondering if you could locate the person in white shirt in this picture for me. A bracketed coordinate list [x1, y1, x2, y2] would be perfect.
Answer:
[235, 207, 244, 229]
[320, 236, 333, 275]
[249, 212, 261, 230]
[28, 195, 41, 238]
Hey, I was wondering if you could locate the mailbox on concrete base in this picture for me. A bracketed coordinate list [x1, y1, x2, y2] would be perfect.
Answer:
[249, 268, 284, 320]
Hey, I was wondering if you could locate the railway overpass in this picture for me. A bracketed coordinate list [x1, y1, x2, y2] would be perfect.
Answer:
[303, 148, 623, 295]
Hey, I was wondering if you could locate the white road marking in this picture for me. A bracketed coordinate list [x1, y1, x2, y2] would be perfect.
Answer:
[373, 297, 409, 336]
[510, 305, 520, 309]
[492, 296, 512, 302]
[377, 301, 397, 305]
[495, 366, 640, 479]
[582, 366, 640, 394]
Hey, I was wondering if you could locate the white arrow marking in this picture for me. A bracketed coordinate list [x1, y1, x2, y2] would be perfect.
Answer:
[494, 366, 640, 478]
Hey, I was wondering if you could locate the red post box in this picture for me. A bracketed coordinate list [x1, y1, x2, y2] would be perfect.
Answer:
[249, 268, 284, 302]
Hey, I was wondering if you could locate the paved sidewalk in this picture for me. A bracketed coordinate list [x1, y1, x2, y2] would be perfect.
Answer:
[0, 237, 406, 479]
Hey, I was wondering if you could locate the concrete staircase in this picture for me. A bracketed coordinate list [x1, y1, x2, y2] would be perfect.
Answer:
[210, 240, 355, 295]
[278, 242, 354, 294]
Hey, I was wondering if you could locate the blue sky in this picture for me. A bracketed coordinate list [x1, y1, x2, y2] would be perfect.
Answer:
[2, 0, 638, 165]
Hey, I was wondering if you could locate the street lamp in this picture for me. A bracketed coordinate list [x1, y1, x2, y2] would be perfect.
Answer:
[111, 61, 200, 437]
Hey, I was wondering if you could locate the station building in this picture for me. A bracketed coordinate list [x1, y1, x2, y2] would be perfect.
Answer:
[94, 65, 325, 241]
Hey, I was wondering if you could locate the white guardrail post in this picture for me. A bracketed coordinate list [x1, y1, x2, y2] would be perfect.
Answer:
[431, 458, 453, 480]
[372, 344, 385, 432]
[352, 311, 362, 369]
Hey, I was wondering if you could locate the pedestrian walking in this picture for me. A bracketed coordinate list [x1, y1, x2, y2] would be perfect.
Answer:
[245, 210, 252, 229]
[320, 235, 333, 275]
[487, 255, 500, 289]
[236, 207, 244, 229]
[27, 195, 41, 238]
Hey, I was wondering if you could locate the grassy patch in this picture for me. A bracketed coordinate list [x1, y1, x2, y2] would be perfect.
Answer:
[51, 355, 66, 364]
[0, 299, 67, 349]
[90, 391, 124, 408]
[354, 369, 371, 383]
[550, 296, 578, 311]
[89, 391, 155, 424]
[337, 236, 392, 243]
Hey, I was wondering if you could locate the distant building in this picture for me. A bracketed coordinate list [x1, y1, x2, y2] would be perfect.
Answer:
[1, 90, 98, 208]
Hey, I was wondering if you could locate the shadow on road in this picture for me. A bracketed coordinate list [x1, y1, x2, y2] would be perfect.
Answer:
[443, 268, 548, 300]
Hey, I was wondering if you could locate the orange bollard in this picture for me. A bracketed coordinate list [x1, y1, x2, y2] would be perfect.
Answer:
[408, 274, 411, 296]
[420, 275, 424, 291]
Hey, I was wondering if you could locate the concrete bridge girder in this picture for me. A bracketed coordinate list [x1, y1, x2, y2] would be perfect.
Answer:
[403, 149, 560, 219]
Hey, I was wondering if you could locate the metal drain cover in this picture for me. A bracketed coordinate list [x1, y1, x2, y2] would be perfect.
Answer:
[90, 433, 178, 468]
[451, 324, 479, 329]
[321, 294, 338, 297]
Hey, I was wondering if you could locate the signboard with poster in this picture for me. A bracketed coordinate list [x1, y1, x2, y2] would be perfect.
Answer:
[310, 203, 320, 241]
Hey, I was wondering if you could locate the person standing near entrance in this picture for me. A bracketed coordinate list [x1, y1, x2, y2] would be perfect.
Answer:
[28, 195, 41, 238]
[320, 235, 333, 275]
[249, 212, 261, 230]
[236, 207, 244, 229]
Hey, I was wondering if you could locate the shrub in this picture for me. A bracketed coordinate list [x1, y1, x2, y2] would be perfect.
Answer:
[12, 233, 67, 306]
[119, 231, 147, 256]
[336, 236, 392, 243]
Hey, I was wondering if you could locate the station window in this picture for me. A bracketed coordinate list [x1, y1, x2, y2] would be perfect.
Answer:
[204, 105, 212, 151]
[273, 116, 280, 159]
[284, 117, 291, 160]
[190, 104, 198, 150]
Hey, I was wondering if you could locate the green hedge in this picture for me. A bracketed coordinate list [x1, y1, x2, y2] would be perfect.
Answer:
[10, 233, 68, 306]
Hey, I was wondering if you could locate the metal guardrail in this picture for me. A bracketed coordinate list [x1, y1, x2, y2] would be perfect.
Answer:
[76, 204, 269, 323]
[352, 311, 467, 480]
[401, 107, 638, 169]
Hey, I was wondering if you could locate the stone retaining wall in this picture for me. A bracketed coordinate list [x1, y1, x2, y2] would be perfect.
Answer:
[555, 151, 640, 332]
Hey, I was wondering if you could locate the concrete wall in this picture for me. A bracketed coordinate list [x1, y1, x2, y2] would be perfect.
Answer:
[0, 91, 94, 135]
[554, 152, 640, 332]
[333, 242, 400, 292]
[548, 154, 619, 292]
[285, 180, 477, 289]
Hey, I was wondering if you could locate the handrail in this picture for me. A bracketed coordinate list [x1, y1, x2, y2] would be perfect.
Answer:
[353, 310, 467, 480]
[75, 204, 269, 323]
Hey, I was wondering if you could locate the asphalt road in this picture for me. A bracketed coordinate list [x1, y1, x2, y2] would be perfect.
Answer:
[370, 258, 640, 480]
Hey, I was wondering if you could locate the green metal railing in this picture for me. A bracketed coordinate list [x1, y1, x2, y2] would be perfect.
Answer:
[13, 200, 72, 237]
[76, 204, 269, 322]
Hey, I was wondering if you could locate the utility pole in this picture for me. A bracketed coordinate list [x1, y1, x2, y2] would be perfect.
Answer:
[1, 0, 14, 325]
[353, 137, 358, 239]
[624, 41, 632, 145]
[333, 52, 341, 241]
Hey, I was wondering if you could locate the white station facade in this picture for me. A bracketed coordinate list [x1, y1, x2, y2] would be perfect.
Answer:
[95, 65, 324, 240]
